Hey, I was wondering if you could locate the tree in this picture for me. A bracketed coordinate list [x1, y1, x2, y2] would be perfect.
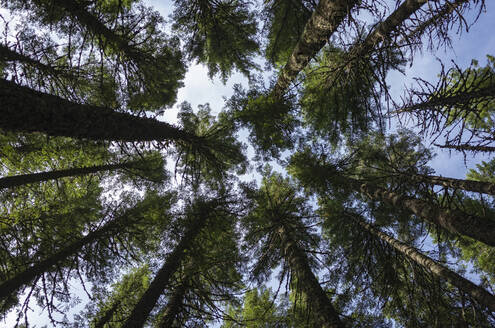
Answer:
[242, 172, 344, 327]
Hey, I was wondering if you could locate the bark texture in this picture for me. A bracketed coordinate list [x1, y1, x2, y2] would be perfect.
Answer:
[0, 79, 199, 143]
[435, 143, 495, 153]
[354, 0, 428, 55]
[122, 216, 206, 328]
[158, 280, 188, 328]
[0, 217, 122, 300]
[0, 161, 138, 189]
[408, 173, 495, 196]
[272, 0, 358, 97]
[277, 225, 343, 328]
[354, 179, 495, 247]
[356, 217, 495, 312]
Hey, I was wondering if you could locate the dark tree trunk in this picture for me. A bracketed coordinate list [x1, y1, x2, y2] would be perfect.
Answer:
[354, 216, 495, 312]
[407, 173, 495, 196]
[435, 143, 495, 153]
[272, 0, 358, 97]
[158, 280, 188, 328]
[353, 179, 495, 247]
[93, 299, 122, 328]
[0, 216, 122, 300]
[0, 160, 139, 189]
[354, 0, 428, 55]
[53, 0, 143, 62]
[0, 45, 61, 76]
[396, 85, 495, 114]
[277, 225, 343, 328]
[122, 216, 206, 328]
[0, 79, 200, 143]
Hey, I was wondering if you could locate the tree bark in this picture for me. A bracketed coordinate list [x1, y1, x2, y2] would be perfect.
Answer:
[93, 299, 122, 328]
[122, 216, 206, 327]
[0, 160, 140, 189]
[353, 0, 428, 56]
[272, 0, 358, 97]
[49, 0, 143, 62]
[277, 225, 343, 328]
[0, 216, 123, 300]
[157, 279, 188, 328]
[405, 173, 495, 196]
[0, 79, 200, 143]
[354, 216, 495, 312]
[353, 178, 495, 247]
[435, 143, 495, 153]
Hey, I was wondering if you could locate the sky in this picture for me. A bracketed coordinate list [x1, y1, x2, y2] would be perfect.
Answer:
[3, 0, 495, 326]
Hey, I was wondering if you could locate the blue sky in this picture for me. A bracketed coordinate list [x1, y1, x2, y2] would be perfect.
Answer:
[3, 0, 495, 326]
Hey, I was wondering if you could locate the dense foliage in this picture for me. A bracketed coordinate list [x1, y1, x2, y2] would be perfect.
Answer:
[1, 0, 494, 327]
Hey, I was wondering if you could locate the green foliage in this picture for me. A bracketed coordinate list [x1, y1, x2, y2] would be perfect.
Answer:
[171, 0, 259, 81]
[262, 0, 313, 67]
[226, 83, 299, 159]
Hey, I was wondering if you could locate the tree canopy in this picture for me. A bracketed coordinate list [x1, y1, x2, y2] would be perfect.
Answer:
[1, 0, 495, 327]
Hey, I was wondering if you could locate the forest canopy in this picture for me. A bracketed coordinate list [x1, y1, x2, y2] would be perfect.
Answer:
[1, 0, 495, 327]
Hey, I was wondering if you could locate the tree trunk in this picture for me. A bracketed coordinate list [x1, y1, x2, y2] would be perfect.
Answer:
[394, 84, 495, 115]
[277, 225, 343, 328]
[157, 280, 188, 328]
[354, 216, 495, 312]
[435, 143, 495, 153]
[0, 45, 62, 76]
[406, 173, 495, 196]
[354, 0, 428, 56]
[353, 179, 495, 247]
[0, 79, 200, 143]
[48, 0, 143, 62]
[122, 216, 206, 328]
[93, 299, 122, 328]
[0, 160, 140, 189]
[0, 216, 122, 300]
[272, 0, 358, 97]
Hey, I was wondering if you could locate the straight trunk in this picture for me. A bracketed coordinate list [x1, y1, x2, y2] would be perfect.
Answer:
[435, 143, 495, 153]
[93, 299, 122, 328]
[406, 173, 495, 196]
[353, 178, 495, 247]
[122, 216, 206, 327]
[0, 45, 62, 76]
[0, 79, 200, 143]
[278, 225, 343, 328]
[355, 217, 495, 312]
[272, 0, 358, 97]
[52, 0, 143, 62]
[158, 280, 188, 328]
[394, 84, 495, 115]
[0, 160, 139, 189]
[0, 216, 122, 300]
[353, 0, 428, 56]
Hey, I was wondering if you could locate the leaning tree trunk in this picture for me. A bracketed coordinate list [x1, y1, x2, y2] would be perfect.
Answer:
[354, 216, 495, 312]
[352, 178, 495, 247]
[0, 45, 63, 76]
[0, 79, 200, 143]
[122, 216, 206, 328]
[157, 279, 189, 328]
[278, 225, 344, 328]
[0, 160, 141, 189]
[271, 0, 358, 97]
[405, 173, 495, 196]
[0, 215, 124, 300]
[350, 0, 428, 57]
[93, 299, 122, 328]
[435, 143, 495, 153]
[49, 0, 143, 62]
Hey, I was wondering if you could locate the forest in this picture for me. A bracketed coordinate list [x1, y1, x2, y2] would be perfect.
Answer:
[0, 0, 495, 327]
